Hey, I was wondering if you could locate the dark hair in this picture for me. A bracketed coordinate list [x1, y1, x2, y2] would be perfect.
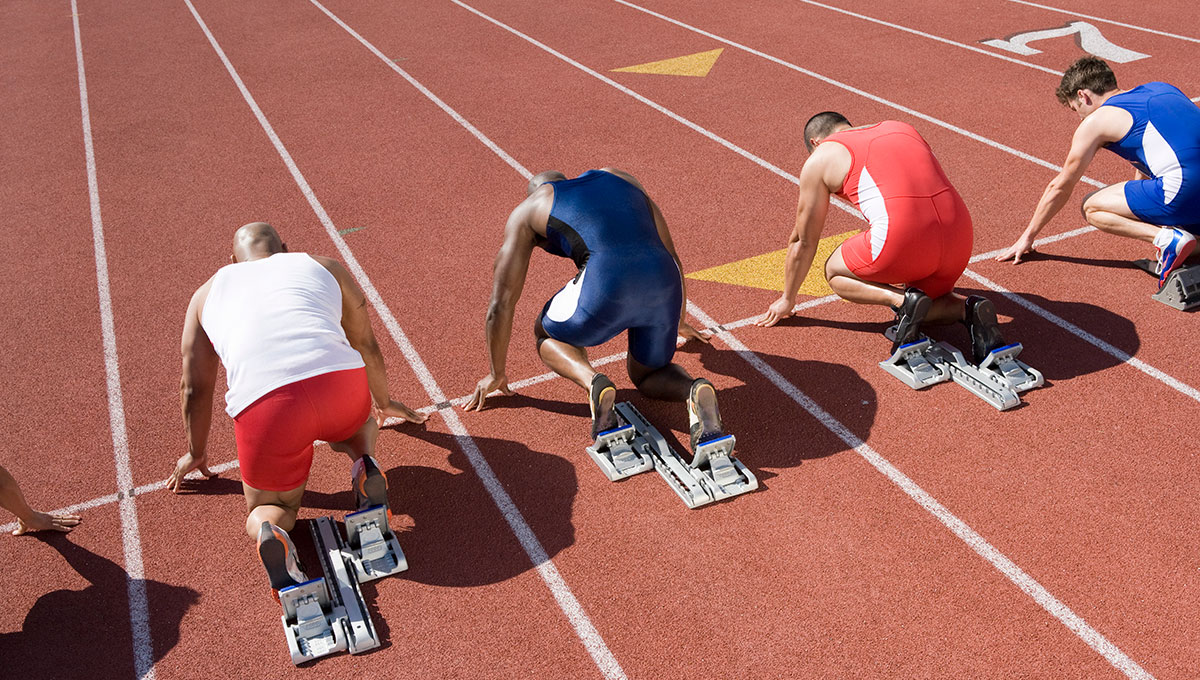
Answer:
[803, 111, 851, 152]
[1055, 56, 1118, 106]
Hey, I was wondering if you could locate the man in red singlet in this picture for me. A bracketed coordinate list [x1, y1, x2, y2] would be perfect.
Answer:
[167, 223, 427, 591]
[757, 112, 1004, 361]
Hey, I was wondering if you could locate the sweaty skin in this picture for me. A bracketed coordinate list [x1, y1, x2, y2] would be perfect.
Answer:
[0, 464, 82, 536]
[464, 168, 710, 413]
[996, 89, 1138, 263]
[167, 222, 427, 537]
[757, 124, 966, 328]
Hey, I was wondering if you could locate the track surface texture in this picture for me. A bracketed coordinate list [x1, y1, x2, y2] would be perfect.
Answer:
[1, 0, 1196, 678]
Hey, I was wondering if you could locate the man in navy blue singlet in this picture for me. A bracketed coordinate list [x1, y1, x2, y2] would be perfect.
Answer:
[998, 57, 1199, 288]
[464, 168, 726, 461]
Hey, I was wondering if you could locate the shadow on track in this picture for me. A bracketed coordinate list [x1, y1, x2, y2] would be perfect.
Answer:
[0, 535, 198, 680]
[365, 426, 578, 589]
[624, 342, 877, 480]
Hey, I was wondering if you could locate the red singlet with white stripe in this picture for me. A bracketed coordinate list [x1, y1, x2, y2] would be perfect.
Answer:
[827, 121, 972, 298]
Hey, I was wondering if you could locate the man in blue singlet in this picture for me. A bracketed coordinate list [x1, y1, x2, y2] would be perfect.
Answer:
[464, 168, 725, 462]
[998, 56, 1200, 287]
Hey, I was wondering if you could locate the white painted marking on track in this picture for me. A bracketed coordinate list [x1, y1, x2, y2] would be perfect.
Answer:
[683, 304, 1155, 680]
[320, 2, 1161, 672]
[983, 22, 1150, 63]
[610, 0, 1106, 189]
[70, 2, 156, 678]
[570, 1, 1197, 402]
[182, 2, 625, 677]
[970, 226, 1097, 263]
[792, 0, 1063, 75]
[962, 269, 1200, 404]
[1006, 0, 1200, 44]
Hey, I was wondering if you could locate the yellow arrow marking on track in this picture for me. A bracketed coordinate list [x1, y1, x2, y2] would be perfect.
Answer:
[611, 48, 724, 77]
[687, 230, 860, 297]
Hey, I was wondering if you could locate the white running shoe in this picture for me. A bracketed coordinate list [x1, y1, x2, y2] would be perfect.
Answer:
[1154, 228, 1197, 289]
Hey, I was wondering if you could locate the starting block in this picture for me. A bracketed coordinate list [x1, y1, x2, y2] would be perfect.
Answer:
[344, 505, 408, 582]
[879, 338, 951, 389]
[585, 421, 655, 481]
[1152, 266, 1200, 310]
[278, 577, 347, 665]
[614, 402, 757, 509]
[879, 338, 1044, 411]
[308, 517, 380, 658]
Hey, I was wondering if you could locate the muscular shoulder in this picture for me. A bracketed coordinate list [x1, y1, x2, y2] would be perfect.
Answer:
[805, 142, 852, 192]
[1081, 105, 1133, 144]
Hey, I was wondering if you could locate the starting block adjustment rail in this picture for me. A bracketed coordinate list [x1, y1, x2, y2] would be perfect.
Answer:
[879, 338, 1044, 411]
[613, 402, 757, 509]
[311, 517, 380, 658]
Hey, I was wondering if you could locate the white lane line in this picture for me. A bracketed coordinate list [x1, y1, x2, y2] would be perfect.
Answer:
[182, 2, 625, 677]
[610, 0, 1105, 189]
[447, 0, 798, 184]
[1006, 0, 1200, 44]
[969, 225, 1096, 263]
[790, 0, 1063, 75]
[71, 2, 156, 678]
[686, 300, 1154, 680]
[456, 0, 1197, 400]
[323, 4, 1155, 672]
[962, 269, 1200, 403]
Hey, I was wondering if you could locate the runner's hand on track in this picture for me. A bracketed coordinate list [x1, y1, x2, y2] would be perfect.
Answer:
[13, 511, 82, 536]
[375, 399, 428, 427]
[463, 374, 513, 412]
[166, 451, 215, 493]
[678, 321, 711, 344]
[755, 297, 795, 327]
[995, 235, 1036, 264]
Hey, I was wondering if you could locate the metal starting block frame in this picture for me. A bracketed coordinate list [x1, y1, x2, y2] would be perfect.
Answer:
[879, 338, 951, 389]
[278, 576, 347, 665]
[585, 421, 655, 481]
[344, 505, 408, 582]
[1152, 265, 1200, 311]
[614, 402, 757, 509]
[879, 339, 1044, 411]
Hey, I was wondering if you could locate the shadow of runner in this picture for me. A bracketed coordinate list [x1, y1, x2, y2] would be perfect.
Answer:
[350, 426, 580, 590]
[0, 534, 199, 680]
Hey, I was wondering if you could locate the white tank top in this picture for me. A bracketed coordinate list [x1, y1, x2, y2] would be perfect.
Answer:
[201, 253, 366, 417]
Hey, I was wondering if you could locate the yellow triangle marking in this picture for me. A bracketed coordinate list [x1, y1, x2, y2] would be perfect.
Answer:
[687, 230, 860, 297]
[611, 48, 724, 77]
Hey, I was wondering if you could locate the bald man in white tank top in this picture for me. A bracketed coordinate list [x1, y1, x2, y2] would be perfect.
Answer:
[167, 223, 426, 591]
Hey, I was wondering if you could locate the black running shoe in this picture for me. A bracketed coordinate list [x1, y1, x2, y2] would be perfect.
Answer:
[890, 288, 932, 354]
[687, 378, 725, 463]
[964, 295, 1006, 364]
[257, 521, 308, 591]
[352, 455, 388, 511]
[588, 373, 618, 440]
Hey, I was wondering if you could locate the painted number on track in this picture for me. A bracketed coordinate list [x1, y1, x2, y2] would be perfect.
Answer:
[982, 21, 1150, 63]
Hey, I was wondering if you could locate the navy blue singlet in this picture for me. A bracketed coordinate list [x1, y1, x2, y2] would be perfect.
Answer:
[538, 170, 683, 369]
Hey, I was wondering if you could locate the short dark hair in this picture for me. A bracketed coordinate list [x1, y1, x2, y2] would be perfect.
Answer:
[1055, 56, 1118, 106]
[803, 111, 851, 152]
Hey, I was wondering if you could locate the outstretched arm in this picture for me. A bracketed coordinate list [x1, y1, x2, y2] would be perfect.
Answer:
[997, 109, 1123, 263]
[317, 257, 428, 426]
[465, 202, 537, 411]
[757, 149, 833, 327]
[647, 197, 710, 343]
[1, 464, 82, 535]
[168, 282, 220, 492]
